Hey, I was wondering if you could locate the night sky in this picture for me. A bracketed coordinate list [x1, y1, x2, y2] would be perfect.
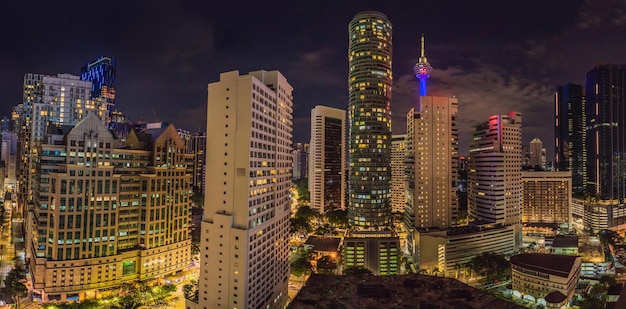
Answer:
[2, 0, 626, 157]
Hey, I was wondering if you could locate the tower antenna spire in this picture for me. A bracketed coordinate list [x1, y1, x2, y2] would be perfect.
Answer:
[414, 34, 433, 96]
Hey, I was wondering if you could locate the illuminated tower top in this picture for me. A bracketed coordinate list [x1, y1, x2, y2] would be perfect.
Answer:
[414, 34, 433, 96]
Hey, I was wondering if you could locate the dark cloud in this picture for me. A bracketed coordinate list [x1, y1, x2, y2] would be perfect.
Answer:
[2, 0, 625, 161]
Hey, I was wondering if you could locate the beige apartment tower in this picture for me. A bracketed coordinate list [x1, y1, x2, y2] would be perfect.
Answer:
[391, 134, 407, 213]
[309, 105, 346, 213]
[406, 96, 459, 230]
[190, 70, 293, 309]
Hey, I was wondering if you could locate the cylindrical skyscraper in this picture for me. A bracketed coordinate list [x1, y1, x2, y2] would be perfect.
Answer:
[348, 11, 393, 228]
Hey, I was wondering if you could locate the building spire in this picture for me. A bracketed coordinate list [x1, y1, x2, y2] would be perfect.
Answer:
[414, 34, 433, 96]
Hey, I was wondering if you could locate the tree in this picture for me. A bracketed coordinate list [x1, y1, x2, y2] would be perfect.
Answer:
[295, 206, 319, 221]
[325, 209, 348, 228]
[291, 256, 313, 277]
[468, 252, 510, 283]
[183, 279, 199, 303]
[290, 217, 312, 234]
[4, 268, 27, 309]
[316, 255, 338, 274]
[343, 266, 373, 275]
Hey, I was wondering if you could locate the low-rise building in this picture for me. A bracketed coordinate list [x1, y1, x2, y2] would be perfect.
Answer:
[510, 253, 581, 308]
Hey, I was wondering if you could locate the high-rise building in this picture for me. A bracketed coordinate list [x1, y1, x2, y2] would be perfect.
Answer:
[521, 171, 572, 225]
[309, 105, 346, 213]
[405, 96, 458, 230]
[391, 134, 407, 213]
[27, 113, 193, 302]
[347, 10, 393, 228]
[80, 56, 116, 110]
[343, 10, 399, 276]
[192, 132, 207, 194]
[292, 143, 308, 180]
[468, 112, 522, 247]
[529, 138, 543, 169]
[555, 84, 585, 195]
[17, 73, 106, 216]
[585, 65, 626, 200]
[191, 70, 292, 309]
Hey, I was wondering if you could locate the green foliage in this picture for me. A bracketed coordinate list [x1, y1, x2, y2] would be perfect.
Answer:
[295, 206, 319, 220]
[290, 217, 312, 234]
[314, 224, 334, 236]
[183, 279, 199, 302]
[316, 255, 338, 274]
[343, 266, 373, 275]
[468, 252, 510, 283]
[4, 268, 28, 308]
[580, 283, 607, 309]
[295, 178, 310, 204]
[291, 256, 313, 277]
[325, 209, 348, 227]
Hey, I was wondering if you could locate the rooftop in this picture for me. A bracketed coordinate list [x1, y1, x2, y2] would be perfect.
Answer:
[510, 253, 580, 278]
[544, 291, 567, 304]
[288, 274, 523, 309]
[304, 236, 341, 252]
[552, 235, 579, 248]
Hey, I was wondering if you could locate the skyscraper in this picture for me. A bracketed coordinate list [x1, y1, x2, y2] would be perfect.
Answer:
[529, 137, 543, 169]
[80, 56, 116, 109]
[192, 70, 292, 309]
[309, 105, 346, 213]
[406, 96, 459, 230]
[17, 73, 102, 216]
[585, 65, 626, 200]
[347, 10, 393, 228]
[554, 85, 583, 184]
[391, 134, 407, 213]
[468, 112, 522, 238]
[343, 10, 399, 276]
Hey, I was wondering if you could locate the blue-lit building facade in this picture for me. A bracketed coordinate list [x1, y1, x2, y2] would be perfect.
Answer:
[80, 56, 116, 112]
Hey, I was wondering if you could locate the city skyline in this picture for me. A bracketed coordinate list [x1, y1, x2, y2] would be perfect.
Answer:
[2, 1, 626, 155]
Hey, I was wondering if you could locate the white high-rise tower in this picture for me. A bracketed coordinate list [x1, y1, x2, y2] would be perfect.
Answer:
[468, 112, 522, 248]
[191, 70, 293, 309]
[309, 105, 346, 213]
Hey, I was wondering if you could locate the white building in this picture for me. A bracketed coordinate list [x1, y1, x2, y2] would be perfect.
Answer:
[391, 134, 407, 213]
[309, 105, 346, 213]
[468, 112, 522, 249]
[190, 70, 293, 309]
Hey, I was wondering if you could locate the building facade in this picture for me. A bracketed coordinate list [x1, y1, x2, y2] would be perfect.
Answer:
[521, 171, 572, 225]
[554, 83, 585, 196]
[80, 56, 116, 110]
[510, 253, 581, 308]
[391, 134, 407, 213]
[405, 96, 458, 231]
[529, 138, 543, 169]
[191, 70, 293, 309]
[468, 112, 522, 248]
[585, 65, 626, 200]
[292, 143, 308, 181]
[415, 225, 517, 277]
[27, 113, 193, 302]
[309, 106, 346, 213]
[347, 10, 393, 228]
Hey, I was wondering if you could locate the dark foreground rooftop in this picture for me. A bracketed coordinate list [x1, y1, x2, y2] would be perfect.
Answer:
[288, 274, 524, 309]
